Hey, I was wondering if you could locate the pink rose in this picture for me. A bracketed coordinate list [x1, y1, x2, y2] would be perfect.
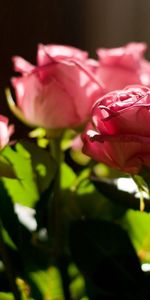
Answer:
[82, 85, 150, 174]
[0, 115, 14, 150]
[95, 42, 150, 92]
[11, 45, 103, 129]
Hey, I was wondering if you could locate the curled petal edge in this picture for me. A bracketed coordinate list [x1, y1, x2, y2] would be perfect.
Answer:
[5, 88, 35, 128]
[87, 130, 150, 144]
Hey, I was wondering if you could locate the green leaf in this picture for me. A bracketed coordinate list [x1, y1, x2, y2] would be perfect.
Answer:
[59, 169, 126, 222]
[69, 220, 144, 298]
[68, 263, 87, 300]
[93, 163, 124, 179]
[60, 129, 76, 151]
[2, 144, 39, 207]
[75, 175, 126, 220]
[121, 210, 150, 263]
[1, 141, 56, 208]
[21, 140, 57, 193]
[28, 128, 46, 139]
[60, 163, 76, 190]
[0, 153, 16, 178]
[0, 180, 31, 248]
[70, 149, 90, 166]
[139, 167, 150, 192]
[69, 274, 86, 300]
[91, 176, 150, 212]
[0, 293, 14, 300]
[1, 227, 17, 250]
[133, 175, 149, 194]
[29, 267, 64, 300]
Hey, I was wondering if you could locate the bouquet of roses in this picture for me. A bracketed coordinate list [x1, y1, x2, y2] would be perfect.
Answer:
[1, 42, 150, 299]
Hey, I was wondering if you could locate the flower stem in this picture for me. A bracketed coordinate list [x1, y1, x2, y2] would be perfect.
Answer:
[49, 137, 63, 258]
[131, 175, 149, 211]
[48, 137, 71, 299]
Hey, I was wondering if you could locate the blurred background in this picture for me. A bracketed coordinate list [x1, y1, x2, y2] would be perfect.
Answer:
[1, 0, 150, 115]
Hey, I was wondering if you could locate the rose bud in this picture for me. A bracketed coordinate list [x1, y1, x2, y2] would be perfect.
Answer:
[82, 85, 150, 174]
[11, 45, 103, 130]
[0, 115, 14, 150]
[95, 42, 150, 92]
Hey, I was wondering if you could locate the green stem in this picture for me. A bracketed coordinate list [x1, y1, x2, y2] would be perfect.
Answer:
[49, 138, 63, 258]
[48, 137, 71, 298]
[49, 138, 62, 164]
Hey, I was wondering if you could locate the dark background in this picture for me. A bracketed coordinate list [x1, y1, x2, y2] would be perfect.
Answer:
[1, 0, 150, 116]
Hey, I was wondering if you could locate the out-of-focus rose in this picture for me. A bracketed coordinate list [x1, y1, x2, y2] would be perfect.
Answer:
[37, 44, 88, 66]
[71, 134, 83, 151]
[11, 44, 103, 129]
[82, 85, 150, 174]
[95, 42, 150, 92]
[0, 115, 14, 150]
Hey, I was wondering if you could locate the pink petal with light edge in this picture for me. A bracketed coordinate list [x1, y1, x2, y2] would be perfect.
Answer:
[97, 42, 147, 68]
[12, 56, 35, 74]
[0, 115, 13, 150]
[82, 128, 150, 174]
[12, 65, 83, 128]
[37, 44, 88, 66]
